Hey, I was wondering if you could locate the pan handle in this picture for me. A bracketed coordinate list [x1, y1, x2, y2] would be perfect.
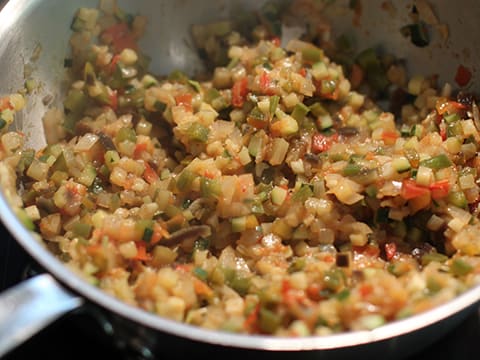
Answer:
[0, 273, 83, 357]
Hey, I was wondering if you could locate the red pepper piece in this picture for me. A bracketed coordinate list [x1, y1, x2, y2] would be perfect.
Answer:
[401, 179, 430, 200]
[455, 64, 472, 87]
[232, 77, 248, 108]
[311, 133, 338, 153]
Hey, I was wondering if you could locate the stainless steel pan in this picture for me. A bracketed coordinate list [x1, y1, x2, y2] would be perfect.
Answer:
[0, 0, 479, 358]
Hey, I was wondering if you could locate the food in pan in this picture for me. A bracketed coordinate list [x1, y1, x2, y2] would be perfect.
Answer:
[0, 0, 479, 336]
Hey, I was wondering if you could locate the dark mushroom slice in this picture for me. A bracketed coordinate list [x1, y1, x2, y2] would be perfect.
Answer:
[98, 131, 117, 151]
[337, 126, 359, 137]
[161, 225, 212, 247]
[187, 198, 215, 220]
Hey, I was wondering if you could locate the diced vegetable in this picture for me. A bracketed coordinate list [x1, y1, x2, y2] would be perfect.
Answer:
[311, 133, 338, 153]
[200, 177, 221, 198]
[455, 65, 472, 87]
[268, 138, 289, 165]
[450, 258, 473, 276]
[176, 169, 197, 192]
[448, 191, 468, 209]
[392, 157, 411, 173]
[421, 252, 448, 265]
[401, 179, 430, 200]
[419, 154, 452, 170]
[232, 77, 248, 108]
[271, 186, 288, 206]
[271, 109, 299, 137]
[116, 127, 137, 144]
[291, 103, 310, 122]
[187, 122, 209, 143]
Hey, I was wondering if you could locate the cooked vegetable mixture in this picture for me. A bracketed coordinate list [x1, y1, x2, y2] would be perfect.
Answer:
[1, 0, 480, 336]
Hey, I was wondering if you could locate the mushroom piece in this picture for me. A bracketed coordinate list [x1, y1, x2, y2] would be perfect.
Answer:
[162, 225, 212, 247]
